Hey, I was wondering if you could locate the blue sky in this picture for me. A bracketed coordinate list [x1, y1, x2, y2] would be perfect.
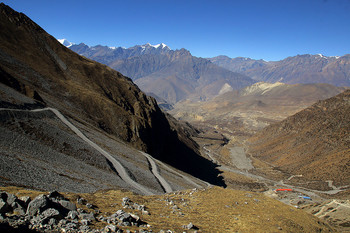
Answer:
[2, 0, 350, 61]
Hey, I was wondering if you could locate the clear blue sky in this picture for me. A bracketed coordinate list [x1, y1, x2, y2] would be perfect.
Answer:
[2, 0, 350, 61]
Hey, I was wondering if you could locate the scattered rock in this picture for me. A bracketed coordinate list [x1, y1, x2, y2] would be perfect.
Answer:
[79, 224, 91, 232]
[26, 194, 50, 216]
[0, 191, 151, 232]
[142, 210, 150, 215]
[6, 193, 17, 206]
[105, 224, 118, 232]
[79, 212, 95, 221]
[81, 218, 91, 225]
[122, 197, 131, 207]
[48, 190, 64, 200]
[58, 199, 77, 211]
[67, 210, 79, 220]
[48, 217, 57, 226]
[77, 197, 87, 205]
[183, 222, 199, 230]
[63, 222, 78, 231]
[41, 208, 62, 221]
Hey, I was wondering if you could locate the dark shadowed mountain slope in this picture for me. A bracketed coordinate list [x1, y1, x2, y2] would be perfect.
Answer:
[248, 89, 350, 186]
[0, 3, 224, 187]
[209, 54, 350, 87]
[69, 43, 255, 104]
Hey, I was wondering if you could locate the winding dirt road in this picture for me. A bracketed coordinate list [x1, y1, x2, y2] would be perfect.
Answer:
[1, 107, 155, 195]
[141, 152, 173, 193]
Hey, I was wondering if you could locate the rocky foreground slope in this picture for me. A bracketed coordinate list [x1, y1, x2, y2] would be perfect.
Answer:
[0, 2, 224, 192]
[0, 186, 334, 232]
[248, 89, 350, 188]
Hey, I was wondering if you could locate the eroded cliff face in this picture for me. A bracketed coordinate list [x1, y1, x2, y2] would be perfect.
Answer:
[0, 3, 225, 186]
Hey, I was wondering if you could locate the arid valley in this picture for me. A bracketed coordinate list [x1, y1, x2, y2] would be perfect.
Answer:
[0, 2, 349, 232]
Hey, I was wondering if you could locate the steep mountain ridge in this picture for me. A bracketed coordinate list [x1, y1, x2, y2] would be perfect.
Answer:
[69, 42, 172, 65]
[68, 41, 255, 104]
[0, 3, 224, 188]
[209, 54, 350, 87]
[248, 89, 350, 186]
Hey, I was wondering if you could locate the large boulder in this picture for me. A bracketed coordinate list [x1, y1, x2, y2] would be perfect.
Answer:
[26, 194, 50, 216]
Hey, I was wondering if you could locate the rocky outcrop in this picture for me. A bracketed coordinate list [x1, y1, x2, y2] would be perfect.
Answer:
[0, 191, 150, 232]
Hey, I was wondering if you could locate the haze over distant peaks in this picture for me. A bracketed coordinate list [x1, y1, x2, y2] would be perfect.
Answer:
[209, 54, 350, 87]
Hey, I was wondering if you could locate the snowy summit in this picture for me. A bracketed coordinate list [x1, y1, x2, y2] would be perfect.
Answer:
[57, 39, 74, 48]
[144, 43, 169, 49]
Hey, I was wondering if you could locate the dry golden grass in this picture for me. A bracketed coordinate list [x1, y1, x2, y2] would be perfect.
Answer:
[0, 186, 334, 232]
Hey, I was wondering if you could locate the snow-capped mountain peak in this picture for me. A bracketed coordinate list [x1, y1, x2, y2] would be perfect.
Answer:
[57, 39, 74, 47]
[153, 43, 168, 49]
[143, 43, 170, 49]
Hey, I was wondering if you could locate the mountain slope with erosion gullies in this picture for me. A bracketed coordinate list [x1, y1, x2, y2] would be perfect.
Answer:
[0, 3, 225, 192]
[69, 42, 255, 104]
[248, 89, 350, 188]
[209, 54, 350, 87]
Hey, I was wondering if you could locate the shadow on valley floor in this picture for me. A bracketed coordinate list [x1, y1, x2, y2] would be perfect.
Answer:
[146, 117, 226, 187]
[163, 141, 226, 188]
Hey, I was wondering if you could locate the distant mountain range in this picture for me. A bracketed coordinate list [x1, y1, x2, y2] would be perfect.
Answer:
[64, 41, 255, 104]
[61, 39, 350, 105]
[209, 54, 350, 87]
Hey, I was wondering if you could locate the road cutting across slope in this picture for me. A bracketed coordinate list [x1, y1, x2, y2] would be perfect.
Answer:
[0, 107, 154, 195]
[141, 151, 173, 193]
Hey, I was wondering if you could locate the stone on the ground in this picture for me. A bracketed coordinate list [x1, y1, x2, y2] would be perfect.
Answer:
[81, 218, 91, 225]
[41, 208, 62, 220]
[67, 210, 79, 220]
[58, 199, 77, 211]
[48, 191, 64, 200]
[77, 197, 87, 205]
[183, 222, 199, 230]
[79, 212, 95, 221]
[6, 193, 17, 206]
[105, 224, 118, 232]
[79, 224, 91, 232]
[26, 194, 50, 216]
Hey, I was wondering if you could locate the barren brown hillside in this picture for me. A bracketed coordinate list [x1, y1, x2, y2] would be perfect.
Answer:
[248, 89, 350, 187]
[0, 3, 223, 185]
